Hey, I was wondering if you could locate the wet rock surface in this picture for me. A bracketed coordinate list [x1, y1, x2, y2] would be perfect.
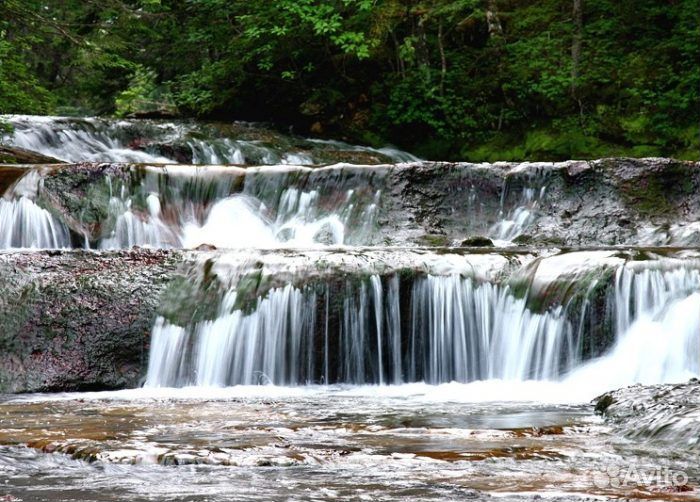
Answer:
[385, 158, 700, 247]
[0, 249, 185, 393]
[0, 146, 63, 165]
[594, 379, 700, 449]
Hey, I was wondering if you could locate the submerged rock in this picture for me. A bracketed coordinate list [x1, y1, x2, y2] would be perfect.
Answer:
[461, 236, 495, 247]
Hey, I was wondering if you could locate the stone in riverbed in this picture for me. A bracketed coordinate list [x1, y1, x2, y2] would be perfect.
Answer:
[460, 236, 495, 247]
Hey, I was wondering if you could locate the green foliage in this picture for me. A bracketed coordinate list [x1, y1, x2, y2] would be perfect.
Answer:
[0, 35, 54, 114]
[0, 0, 697, 160]
[115, 66, 176, 117]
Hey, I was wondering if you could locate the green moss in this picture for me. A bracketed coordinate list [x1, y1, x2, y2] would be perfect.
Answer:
[618, 161, 696, 216]
[231, 269, 268, 314]
[158, 266, 226, 326]
[419, 234, 450, 247]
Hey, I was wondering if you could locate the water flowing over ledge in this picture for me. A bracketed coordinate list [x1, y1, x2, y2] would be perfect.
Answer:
[142, 249, 700, 392]
[3, 115, 419, 165]
[2, 157, 700, 251]
[0, 246, 698, 395]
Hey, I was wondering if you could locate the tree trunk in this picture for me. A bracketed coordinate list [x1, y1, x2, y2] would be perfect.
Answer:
[438, 21, 447, 94]
[571, 0, 583, 99]
[486, 0, 503, 38]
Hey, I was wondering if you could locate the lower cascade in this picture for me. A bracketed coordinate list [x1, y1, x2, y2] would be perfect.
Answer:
[145, 257, 700, 388]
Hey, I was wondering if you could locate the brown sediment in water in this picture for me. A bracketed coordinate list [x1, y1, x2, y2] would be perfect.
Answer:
[414, 445, 567, 462]
[508, 425, 566, 437]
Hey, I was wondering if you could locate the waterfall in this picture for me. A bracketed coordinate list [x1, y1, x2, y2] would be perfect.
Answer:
[0, 197, 70, 249]
[490, 187, 543, 241]
[0, 169, 71, 249]
[100, 190, 179, 249]
[145, 273, 578, 387]
[7, 116, 174, 163]
[97, 172, 381, 249]
[145, 285, 317, 387]
[567, 265, 700, 388]
[408, 276, 576, 383]
[3, 115, 698, 394]
[490, 166, 551, 243]
[145, 257, 700, 389]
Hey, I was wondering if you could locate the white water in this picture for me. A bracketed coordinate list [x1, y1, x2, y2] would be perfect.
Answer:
[0, 197, 70, 249]
[145, 274, 577, 387]
[145, 260, 700, 393]
[7, 116, 174, 163]
[491, 185, 546, 243]
[3, 115, 417, 165]
[93, 167, 382, 249]
[181, 189, 371, 248]
[99, 187, 375, 249]
[100, 189, 179, 249]
[0, 170, 71, 249]
[565, 265, 700, 390]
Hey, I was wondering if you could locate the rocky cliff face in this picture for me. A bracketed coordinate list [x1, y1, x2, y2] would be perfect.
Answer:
[0, 250, 184, 392]
[385, 158, 700, 246]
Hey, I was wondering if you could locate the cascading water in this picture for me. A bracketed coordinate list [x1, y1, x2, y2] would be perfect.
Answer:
[566, 264, 700, 388]
[490, 167, 550, 243]
[0, 197, 70, 249]
[94, 171, 381, 249]
[0, 170, 70, 249]
[100, 187, 179, 249]
[146, 274, 568, 387]
[3, 115, 419, 165]
[490, 186, 545, 242]
[144, 253, 700, 389]
[4, 122, 700, 502]
[2, 126, 699, 394]
[180, 187, 378, 248]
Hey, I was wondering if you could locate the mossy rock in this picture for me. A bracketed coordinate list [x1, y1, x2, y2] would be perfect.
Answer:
[419, 234, 450, 247]
[617, 160, 697, 216]
[460, 236, 494, 247]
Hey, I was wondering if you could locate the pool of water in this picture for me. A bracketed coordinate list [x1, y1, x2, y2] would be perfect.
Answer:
[0, 383, 697, 502]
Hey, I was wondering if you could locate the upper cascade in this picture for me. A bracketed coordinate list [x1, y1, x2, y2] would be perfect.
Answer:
[1, 157, 700, 250]
[2, 115, 419, 166]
